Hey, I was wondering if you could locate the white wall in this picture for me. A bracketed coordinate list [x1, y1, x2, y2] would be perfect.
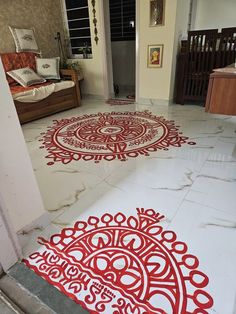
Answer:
[138, 0, 178, 101]
[63, 0, 191, 102]
[192, 0, 236, 30]
[111, 41, 135, 93]
[102, 0, 115, 98]
[0, 59, 46, 232]
[64, 0, 106, 98]
[64, 0, 190, 102]
[0, 196, 22, 270]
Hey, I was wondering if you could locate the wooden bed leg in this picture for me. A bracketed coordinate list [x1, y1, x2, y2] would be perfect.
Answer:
[71, 70, 81, 106]
[60, 68, 81, 106]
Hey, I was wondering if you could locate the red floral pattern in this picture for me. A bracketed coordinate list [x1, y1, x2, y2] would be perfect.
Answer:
[39, 111, 196, 165]
[1, 52, 38, 85]
[24, 208, 213, 313]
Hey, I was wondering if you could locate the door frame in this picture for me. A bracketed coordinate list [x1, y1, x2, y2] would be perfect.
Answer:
[99, 0, 114, 99]
[101, 0, 140, 102]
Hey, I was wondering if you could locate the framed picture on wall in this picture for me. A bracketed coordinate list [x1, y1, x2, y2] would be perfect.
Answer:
[149, 0, 165, 26]
[147, 44, 164, 68]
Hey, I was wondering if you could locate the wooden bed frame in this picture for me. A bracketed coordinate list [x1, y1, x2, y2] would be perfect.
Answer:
[14, 69, 81, 124]
[175, 27, 236, 105]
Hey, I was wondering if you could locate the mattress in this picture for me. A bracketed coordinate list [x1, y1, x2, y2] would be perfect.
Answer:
[11, 80, 75, 102]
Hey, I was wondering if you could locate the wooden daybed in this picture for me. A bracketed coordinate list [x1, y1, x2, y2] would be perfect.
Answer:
[1, 52, 81, 124]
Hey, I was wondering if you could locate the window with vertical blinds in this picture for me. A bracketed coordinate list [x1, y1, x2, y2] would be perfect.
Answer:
[109, 0, 135, 41]
[64, 0, 92, 57]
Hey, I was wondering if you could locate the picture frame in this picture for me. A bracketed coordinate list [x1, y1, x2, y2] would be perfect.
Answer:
[149, 0, 165, 27]
[147, 44, 164, 68]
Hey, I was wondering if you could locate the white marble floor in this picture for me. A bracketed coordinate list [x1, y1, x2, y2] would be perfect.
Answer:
[21, 99, 236, 314]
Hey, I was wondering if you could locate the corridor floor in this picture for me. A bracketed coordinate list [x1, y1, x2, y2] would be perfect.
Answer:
[20, 99, 236, 313]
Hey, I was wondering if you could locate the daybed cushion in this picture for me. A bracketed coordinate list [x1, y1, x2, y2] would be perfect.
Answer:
[0, 52, 37, 85]
[7, 67, 46, 87]
[9, 27, 40, 54]
[11, 81, 75, 102]
[10, 82, 52, 94]
[36, 57, 60, 80]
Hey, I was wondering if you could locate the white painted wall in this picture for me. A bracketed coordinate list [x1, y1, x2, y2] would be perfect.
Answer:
[63, 0, 191, 102]
[100, 0, 114, 99]
[192, 0, 236, 30]
[0, 59, 46, 232]
[0, 197, 21, 270]
[64, 0, 190, 102]
[65, 0, 106, 98]
[0, 212, 19, 270]
[111, 41, 135, 93]
[138, 0, 178, 101]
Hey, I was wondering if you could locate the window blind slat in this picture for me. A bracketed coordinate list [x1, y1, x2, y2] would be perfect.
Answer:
[65, 0, 92, 56]
[109, 0, 135, 41]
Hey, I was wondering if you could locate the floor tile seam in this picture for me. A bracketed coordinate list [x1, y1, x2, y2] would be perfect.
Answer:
[164, 196, 186, 230]
[101, 165, 200, 196]
[1, 274, 57, 314]
[182, 198, 236, 219]
[50, 167, 112, 181]
[155, 166, 202, 196]
[46, 181, 103, 223]
[43, 173, 104, 218]
[115, 179, 192, 195]
[47, 193, 91, 224]
[99, 163, 126, 184]
[181, 156, 214, 206]
[194, 173, 236, 183]
[196, 143, 216, 175]
[45, 173, 127, 228]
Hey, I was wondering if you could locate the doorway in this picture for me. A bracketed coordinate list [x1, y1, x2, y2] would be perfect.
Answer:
[107, 0, 136, 100]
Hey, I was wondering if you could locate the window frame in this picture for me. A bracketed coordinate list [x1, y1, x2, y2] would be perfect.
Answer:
[62, 0, 93, 59]
[109, 0, 136, 42]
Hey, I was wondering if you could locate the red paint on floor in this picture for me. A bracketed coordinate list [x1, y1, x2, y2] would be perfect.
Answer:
[106, 99, 135, 105]
[24, 208, 213, 313]
[39, 111, 195, 165]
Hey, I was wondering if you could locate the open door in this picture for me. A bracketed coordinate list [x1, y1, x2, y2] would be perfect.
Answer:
[103, 0, 136, 101]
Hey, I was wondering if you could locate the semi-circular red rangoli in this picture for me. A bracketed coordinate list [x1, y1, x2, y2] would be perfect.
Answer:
[24, 208, 213, 313]
[39, 111, 195, 165]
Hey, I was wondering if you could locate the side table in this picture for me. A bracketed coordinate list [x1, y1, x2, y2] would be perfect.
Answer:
[205, 69, 236, 115]
[60, 68, 82, 105]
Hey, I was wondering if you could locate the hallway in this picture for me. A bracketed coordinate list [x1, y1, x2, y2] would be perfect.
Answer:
[14, 99, 236, 313]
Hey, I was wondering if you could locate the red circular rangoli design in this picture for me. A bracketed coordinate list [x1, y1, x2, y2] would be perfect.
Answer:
[39, 111, 195, 165]
[24, 208, 213, 313]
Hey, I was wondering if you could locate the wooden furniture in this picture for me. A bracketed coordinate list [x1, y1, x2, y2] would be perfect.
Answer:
[1, 52, 81, 124]
[15, 87, 78, 124]
[60, 68, 81, 101]
[217, 27, 236, 68]
[175, 27, 236, 105]
[205, 70, 236, 115]
[14, 69, 81, 124]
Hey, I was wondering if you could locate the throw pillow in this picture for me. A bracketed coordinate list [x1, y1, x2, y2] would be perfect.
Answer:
[9, 26, 40, 54]
[7, 67, 46, 87]
[36, 57, 60, 80]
